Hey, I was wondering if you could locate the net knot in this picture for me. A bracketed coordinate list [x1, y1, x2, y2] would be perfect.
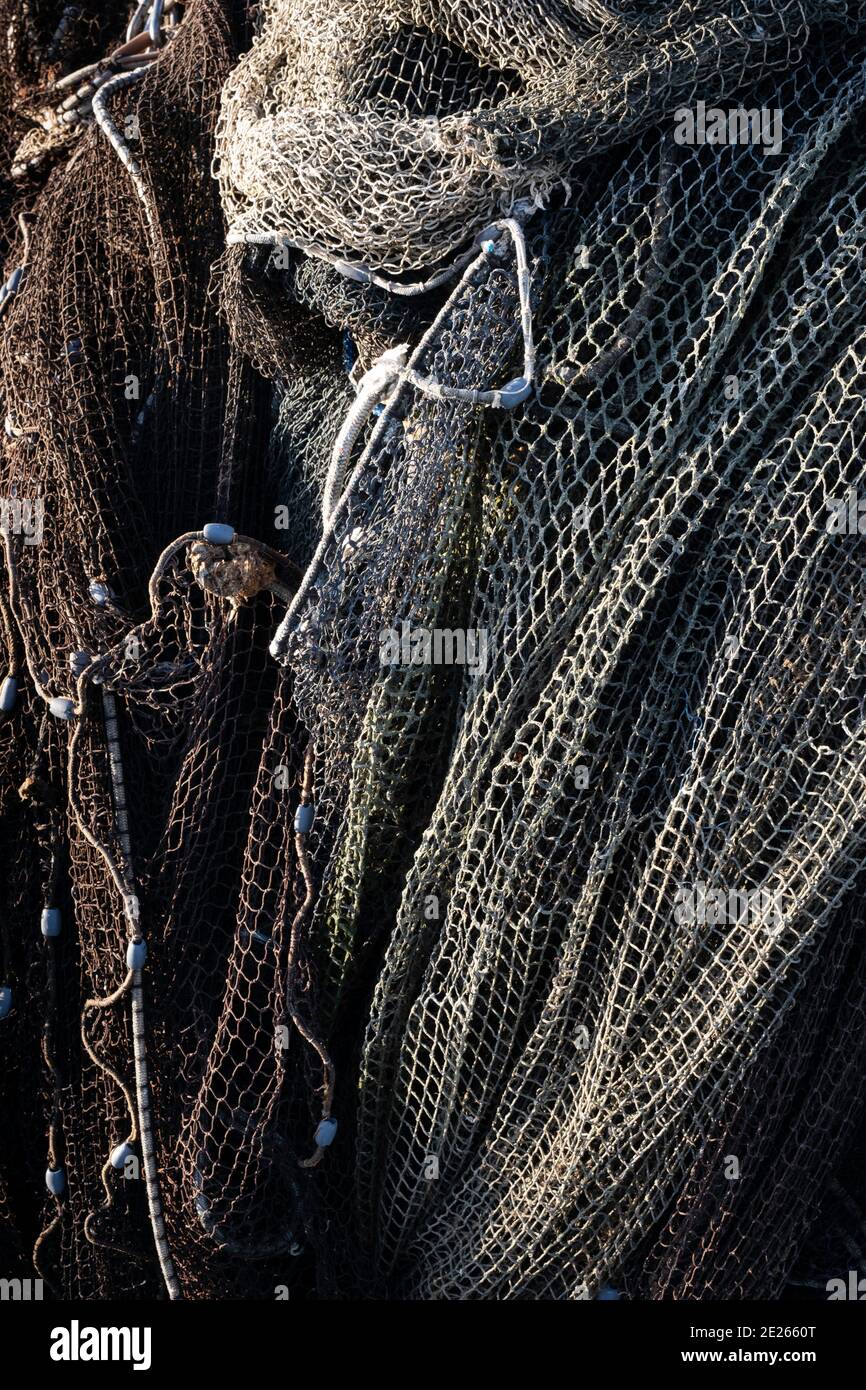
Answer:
[189, 538, 278, 606]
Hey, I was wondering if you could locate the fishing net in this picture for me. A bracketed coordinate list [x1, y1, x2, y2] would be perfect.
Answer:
[2, 0, 866, 1303]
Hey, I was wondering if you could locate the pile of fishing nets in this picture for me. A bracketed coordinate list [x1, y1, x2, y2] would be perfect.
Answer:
[1, 0, 866, 1300]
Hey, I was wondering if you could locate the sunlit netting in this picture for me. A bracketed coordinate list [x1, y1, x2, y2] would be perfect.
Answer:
[2, 0, 866, 1304]
[223, 0, 866, 1300]
[215, 0, 866, 276]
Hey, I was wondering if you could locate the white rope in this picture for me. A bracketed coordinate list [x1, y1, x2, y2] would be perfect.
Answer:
[92, 2, 184, 230]
[92, 67, 152, 204]
[100, 688, 182, 1300]
[270, 218, 535, 662]
[401, 219, 535, 408]
[227, 229, 482, 298]
[321, 345, 409, 526]
[126, 1, 151, 43]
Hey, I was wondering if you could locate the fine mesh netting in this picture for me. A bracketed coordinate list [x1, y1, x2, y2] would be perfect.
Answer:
[2, 0, 866, 1302]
